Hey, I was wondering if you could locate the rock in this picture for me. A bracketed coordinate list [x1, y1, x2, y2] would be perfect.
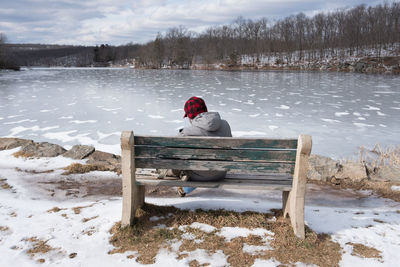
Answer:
[87, 151, 120, 162]
[0, 138, 34, 150]
[308, 154, 339, 181]
[20, 142, 67, 157]
[86, 151, 121, 173]
[69, 253, 77, 259]
[354, 62, 367, 72]
[335, 162, 368, 182]
[63, 145, 95, 160]
[370, 165, 400, 182]
[308, 155, 369, 182]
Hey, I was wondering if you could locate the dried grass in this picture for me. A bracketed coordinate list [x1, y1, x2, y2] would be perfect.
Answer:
[310, 179, 400, 202]
[15, 167, 54, 174]
[12, 151, 34, 158]
[109, 204, 341, 266]
[346, 242, 382, 259]
[0, 178, 12, 190]
[359, 144, 400, 168]
[62, 163, 108, 175]
[82, 216, 99, 223]
[0, 226, 9, 231]
[71, 203, 95, 214]
[23, 236, 61, 259]
[47, 207, 65, 213]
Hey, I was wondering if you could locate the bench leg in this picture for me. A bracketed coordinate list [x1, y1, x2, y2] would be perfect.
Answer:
[286, 135, 311, 239]
[137, 184, 145, 208]
[286, 190, 305, 239]
[121, 131, 139, 227]
[282, 190, 290, 216]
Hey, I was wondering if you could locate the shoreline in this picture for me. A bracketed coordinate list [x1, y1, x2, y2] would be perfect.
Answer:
[1, 137, 399, 202]
[10, 54, 400, 75]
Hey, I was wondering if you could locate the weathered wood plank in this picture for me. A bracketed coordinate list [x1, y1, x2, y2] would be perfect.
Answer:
[136, 175, 292, 184]
[134, 172, 292, 181]
[135, 158, 295, 174]
[135, 136, 297, 150]
[135, 146, 297, 162]
[120, 131, 138, 227]
[285, 135, 312, 240]
[225, 173, 292, 181]
[135, 175, 292, 190]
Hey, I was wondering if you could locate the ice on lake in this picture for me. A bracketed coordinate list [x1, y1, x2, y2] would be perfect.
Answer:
[1, 68, 400, 158]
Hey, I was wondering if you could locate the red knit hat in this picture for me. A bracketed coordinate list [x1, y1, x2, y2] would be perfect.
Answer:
[183, 96, 208, 119]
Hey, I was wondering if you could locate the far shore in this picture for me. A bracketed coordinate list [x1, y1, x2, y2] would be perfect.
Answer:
[15, 55, 399, 75]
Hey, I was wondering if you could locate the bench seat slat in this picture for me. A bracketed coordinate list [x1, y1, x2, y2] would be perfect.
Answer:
[136, 175, 293, 191]
[135, 158, 295, 174]
[135, 146, 297, 163]
[135, 136, 297, 150]
[225, 173, 292, 181]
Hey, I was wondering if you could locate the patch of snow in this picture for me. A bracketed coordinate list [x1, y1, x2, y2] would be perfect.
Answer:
[217, 227, 273, 242]
[276, 105, 290, 110]
[249, 113, 260, 118]
[8, 125, 60, 137]
[189, 222, 216, 233]
[149, 216, 164, 222]
[353, 123, 375, 128]
[321, 118, 340, 123]
[269, 125, 278, 131]
[101, 107, 122, 112]
[335, 112, 349, 117]
[252, 258, 283, 266]
[148, 115, 164, 119]
[363, 105, 380, 111]
[69, 120, 97, 124]
[165, 120, 183, 123]
[243, 244, 272, 255]
[181, 233, 196, 240]
[153, 224, 167, 229]
[3, 119, 38, 125]
[391, 186, 400, 191]
[232, 131, 267, 137]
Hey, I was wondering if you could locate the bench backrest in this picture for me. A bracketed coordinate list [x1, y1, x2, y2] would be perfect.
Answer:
[133, 135, 298, 175]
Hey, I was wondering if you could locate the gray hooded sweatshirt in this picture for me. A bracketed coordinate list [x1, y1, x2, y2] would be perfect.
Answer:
[179, 112, 232, 181]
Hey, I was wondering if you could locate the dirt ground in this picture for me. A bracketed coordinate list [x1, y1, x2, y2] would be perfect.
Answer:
[27, 172, 388, 203]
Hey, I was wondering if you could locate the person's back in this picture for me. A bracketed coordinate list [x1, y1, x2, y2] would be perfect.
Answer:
[179, 110, 232, 181]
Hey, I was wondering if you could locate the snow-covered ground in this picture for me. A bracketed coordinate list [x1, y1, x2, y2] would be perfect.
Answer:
[0, 147, 399, 266]
[240, 45, 400, 67]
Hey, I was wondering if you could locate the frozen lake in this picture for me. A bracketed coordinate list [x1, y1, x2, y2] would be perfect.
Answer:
[0, 68, 399, 158]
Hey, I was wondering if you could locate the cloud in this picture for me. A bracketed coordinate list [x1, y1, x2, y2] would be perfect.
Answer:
[0, 0, 385, 45]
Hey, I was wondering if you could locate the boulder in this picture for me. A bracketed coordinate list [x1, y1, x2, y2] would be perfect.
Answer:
[63, 145, 95, 160]
[87, 151, 120, 162]
[0, 138, 34, 150]
[370, 165, 400, 182]
[354, 62, 367, 72]
[308, 154, 339, 181]
[335, 162, 368, 182]
[86, 151, 121, 173]
[20, 142, 67, 157]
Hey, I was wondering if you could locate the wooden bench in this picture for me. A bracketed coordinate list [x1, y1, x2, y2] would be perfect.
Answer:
[120, 131, 312, 239]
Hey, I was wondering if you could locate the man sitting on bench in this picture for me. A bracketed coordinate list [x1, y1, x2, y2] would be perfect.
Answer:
[160, 96, 232, 196]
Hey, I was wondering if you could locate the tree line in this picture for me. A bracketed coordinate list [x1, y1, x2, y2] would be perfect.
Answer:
[137, 2, 400, 68]
[1, 2, 399, 69]
[0, 33, 20, 70]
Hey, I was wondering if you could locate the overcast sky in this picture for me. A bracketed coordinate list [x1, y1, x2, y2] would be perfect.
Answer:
[0, 0, 387, 45]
